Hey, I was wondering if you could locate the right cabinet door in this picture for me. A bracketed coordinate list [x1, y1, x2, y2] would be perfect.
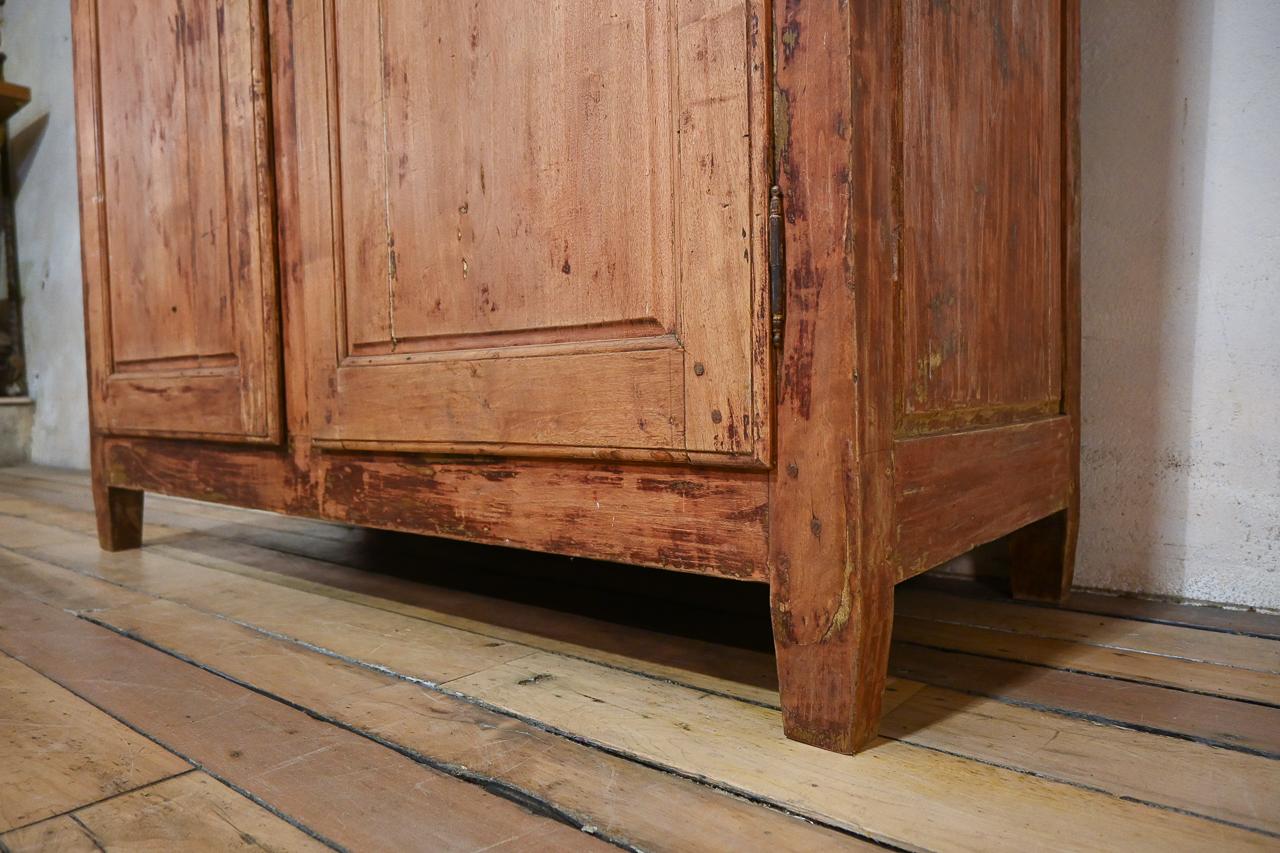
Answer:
[282, 0, 771, 464]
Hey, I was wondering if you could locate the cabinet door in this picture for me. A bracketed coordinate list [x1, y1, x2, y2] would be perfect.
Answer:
[73, 0, 281, 442]
[286, 0, 769, 462]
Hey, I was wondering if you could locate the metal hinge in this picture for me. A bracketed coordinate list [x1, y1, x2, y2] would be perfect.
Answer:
[767, 185, 785, 349]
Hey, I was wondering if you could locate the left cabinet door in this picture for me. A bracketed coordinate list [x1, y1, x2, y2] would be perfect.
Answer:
[72, 0, 281, 443]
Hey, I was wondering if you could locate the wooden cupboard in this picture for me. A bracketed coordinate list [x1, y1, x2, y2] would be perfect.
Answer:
[73, 0, 1080, 754]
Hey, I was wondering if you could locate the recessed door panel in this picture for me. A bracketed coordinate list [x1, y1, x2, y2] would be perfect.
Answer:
[288, 0, 769, 460]
[897, 0, 1065, 435]
[74, 0, 280, 442]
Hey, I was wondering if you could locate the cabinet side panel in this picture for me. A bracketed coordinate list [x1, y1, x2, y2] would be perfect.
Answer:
[897, 0, 1063, 434]
[886, 1, 1081, 581]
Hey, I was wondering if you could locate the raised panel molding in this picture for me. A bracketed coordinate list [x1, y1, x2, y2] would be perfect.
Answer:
[292, 0, 769, 460]
[896, 0, 1066, 436]
[74, 0, 281, 443]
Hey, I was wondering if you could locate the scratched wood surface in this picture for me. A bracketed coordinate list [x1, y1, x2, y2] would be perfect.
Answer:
[97, 437, 772, 578]
[0, 593, 611, 852]
[1, 468, 1278, 851]
[897, 0, 1064, 433]
[72, 0, 280, 443]
[282, 0, 769, 459]
[0, 650, 189, 832]
[0, 773, 331, 852]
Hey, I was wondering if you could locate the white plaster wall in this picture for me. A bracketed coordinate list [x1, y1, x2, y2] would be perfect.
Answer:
[2, 1, 1277, 606]
[4, 0, 89, 468]
[1078, 0, 1280, 609]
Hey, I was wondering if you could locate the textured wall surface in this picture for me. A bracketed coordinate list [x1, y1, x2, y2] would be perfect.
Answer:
[4, 0, 89, 469]
[3, 1, 1278, 607]
[1078, 0, 1279, 609]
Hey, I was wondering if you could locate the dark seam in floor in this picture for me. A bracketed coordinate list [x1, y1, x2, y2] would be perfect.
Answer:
[899, 638, 1280, 709]
[81, 599, 1279, 842]
[2, 483, 1278, 836]
[0, 769, 199, 837]
[0, 651, 349, 853]
[11, 533, 1279, 760]
[65, 814, 108, 853]
[77, 612, 888, 853]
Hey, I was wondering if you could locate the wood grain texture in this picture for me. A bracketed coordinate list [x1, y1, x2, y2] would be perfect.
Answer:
[0, 539, 875, 851]
[100, 438, 311, 517]
[13, 540, 537, 685]
[43, 542, 1279, 837]
[0, 773, 330, 853]
[143, 527, 1280, 828]
[91, 436, 143, 552]
[0, 594, 610, 853]
[318, 451, 769, 578]
[899, 585, 1280, 675]
[897, 0, 1063, 431]
[890, 642, 1280, 758]
[90, 485, 142, 553]
[322, 347, 688, 451]
[8, 476, 1277, 764]
[766, 0, 896, 755]
[879, 684, 1280, 834]
[284, 0, 769, 460]
[1018, 0, 1082, 604]
[0, 509, 85, 550]
[5, 539, 1266, 848]
[95, 437, 771, 579]
[0, 816, 99, 853]
[1008, 508, 1074, 602]
[675, 0, 765, 456]
[893, 417, 1072, 580]
[72, 0, 281, 443]
[31, 553, 1277, 841]
[908, 573, 1280, 640]
[0, 652, 188, 832]
[762, 0, 1080, 749]
[894, 616, 1280, 706]
[89, 596, 877, 852]
[450, 652, 1268, 852]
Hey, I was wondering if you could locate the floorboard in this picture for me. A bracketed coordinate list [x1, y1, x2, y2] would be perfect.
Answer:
[0, 772, 331, 852]
[0, 593, 610, 852]
[1, 466, 1279, 851]
[0, 652, 188, 833]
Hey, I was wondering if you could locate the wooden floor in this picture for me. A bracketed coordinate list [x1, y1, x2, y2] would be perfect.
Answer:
[0, 467, 1276, 852]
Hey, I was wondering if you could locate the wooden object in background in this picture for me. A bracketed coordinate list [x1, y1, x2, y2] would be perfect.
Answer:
[0, 77, 32, 396]
[0, 82, 31, 123]
[72, 0, 1081, 753]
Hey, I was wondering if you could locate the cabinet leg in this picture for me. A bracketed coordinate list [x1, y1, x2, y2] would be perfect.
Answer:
[1008, 509, 1076, 603]
[92, 480, 143, 552]
[771, 571, 895, 754]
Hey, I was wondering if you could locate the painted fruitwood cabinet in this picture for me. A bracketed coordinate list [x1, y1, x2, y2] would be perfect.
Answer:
[73, 0, 1080, 754]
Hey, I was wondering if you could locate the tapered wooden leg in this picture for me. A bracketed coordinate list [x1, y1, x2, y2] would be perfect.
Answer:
[771, 571, 895, 754]
[89, 434, 143, 551]
[1008, 509, 1077, 603]
[92, 479, 143, 552]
